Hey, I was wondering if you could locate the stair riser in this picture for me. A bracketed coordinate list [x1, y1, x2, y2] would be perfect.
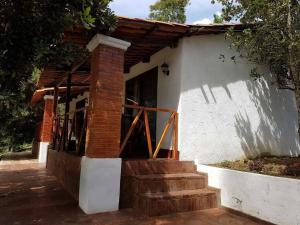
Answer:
[134, 177, 207, 193]
[135, 193, 220, 216]
[122, 161, 197, 176]
[120, 160, 221, 217]
[120, 176, 135, 208]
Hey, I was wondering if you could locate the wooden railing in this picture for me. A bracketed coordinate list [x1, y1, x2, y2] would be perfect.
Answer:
[120, 105, 178, 159]
[52, 106, 88, 155]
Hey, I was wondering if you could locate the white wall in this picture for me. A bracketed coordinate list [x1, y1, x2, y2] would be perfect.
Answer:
[198, 164, 300, 225]
[79, 157, 121, 214]
[123, 34, 300, 163]
[179, 35, 300, 163]
[38, 142, 49, 164]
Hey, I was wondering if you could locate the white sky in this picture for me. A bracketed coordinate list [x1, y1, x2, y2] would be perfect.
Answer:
[109, 0, 223, 24]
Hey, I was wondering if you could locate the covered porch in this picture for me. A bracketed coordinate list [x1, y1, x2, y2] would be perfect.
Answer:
[31, 17, 187, 214]
[31, 17, 191, 161]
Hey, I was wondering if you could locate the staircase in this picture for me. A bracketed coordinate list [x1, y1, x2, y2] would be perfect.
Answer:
[120, 159, 220, 216]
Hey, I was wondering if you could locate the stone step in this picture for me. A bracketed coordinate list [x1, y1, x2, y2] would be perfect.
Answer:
[134, 188, 220, 216]
[133, 173, 208, 193]
[122, 159, 197, 176]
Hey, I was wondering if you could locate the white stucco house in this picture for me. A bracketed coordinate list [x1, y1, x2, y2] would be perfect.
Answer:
[58, 20, 300, 164]
[31, 17, 300, 224]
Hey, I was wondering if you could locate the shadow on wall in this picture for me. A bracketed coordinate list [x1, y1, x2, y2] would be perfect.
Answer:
[234, 78, 300, 158]
[179, 35, 300, 162]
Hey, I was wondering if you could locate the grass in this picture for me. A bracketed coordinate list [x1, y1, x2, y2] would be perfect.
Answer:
[211, 156, 300, 179]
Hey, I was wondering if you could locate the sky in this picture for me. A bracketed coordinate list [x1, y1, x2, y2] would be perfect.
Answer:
[109, 0, 223, 24]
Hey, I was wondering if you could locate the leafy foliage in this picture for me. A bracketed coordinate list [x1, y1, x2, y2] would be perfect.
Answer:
[0, 68, 38, 152]
[0, 0, 115, 151]
[149, 0, 190, 23]
[213, 13, 224, 23]
[212, 0, 300, 87]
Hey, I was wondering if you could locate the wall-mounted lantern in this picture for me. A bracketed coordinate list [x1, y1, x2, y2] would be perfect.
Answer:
[161, 62, 170, 76]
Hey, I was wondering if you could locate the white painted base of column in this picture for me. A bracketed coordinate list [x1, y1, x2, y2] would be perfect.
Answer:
[79, 157, 122, 214]
[38, 142, 49, 163]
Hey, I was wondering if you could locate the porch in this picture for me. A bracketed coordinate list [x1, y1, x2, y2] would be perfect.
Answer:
[30, 17, 187, 214]
[0, 157, 273, 225]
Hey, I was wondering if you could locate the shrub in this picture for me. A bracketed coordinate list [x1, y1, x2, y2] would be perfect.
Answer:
[248, 160, 264, 172]
[283, 163, 300, 177]
[262, 164, 285, 176]
[219, 160, 231, 168]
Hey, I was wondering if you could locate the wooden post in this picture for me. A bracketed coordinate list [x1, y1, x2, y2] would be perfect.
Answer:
[53, 86, 59, 118]
[52, 86, 59, 147]
[63, 72, 72, 151]
[144, 110, 153, 158]
[172, 113, 179, 160]
[120, 109, 143, 154]
[153, 113, 175, 159]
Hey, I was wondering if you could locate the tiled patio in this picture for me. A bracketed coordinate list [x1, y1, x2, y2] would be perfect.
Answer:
[0, 157, 273, 225]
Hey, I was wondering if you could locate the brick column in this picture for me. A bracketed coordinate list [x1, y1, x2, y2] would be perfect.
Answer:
[85, 44, 125, 158]
[79, 34, 130, 214]
[38, 95, 54, 163]
[41, 95, 54, 142]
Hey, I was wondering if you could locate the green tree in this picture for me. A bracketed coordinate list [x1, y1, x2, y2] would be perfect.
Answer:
[0, 0, 115, 151]
[213, 13, 223, 23]
[212, 0, 300, 132]
[0, 79, 36, 152]
[149, 0, 190, 23]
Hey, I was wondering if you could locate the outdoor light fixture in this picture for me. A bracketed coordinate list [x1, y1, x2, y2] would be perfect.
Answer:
[161, 62, 170, 76]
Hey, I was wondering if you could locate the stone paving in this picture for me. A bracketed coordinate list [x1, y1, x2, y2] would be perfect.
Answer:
[0, 158, 273, 225]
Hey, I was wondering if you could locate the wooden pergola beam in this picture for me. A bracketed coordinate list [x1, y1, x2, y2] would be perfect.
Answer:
[56, 58, 89, 88]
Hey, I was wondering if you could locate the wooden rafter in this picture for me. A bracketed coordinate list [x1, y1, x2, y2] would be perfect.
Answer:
[35, 16, 246, 92]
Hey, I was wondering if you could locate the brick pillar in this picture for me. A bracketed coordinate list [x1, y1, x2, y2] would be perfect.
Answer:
[41, 96, 54, 142]
[38, 95, 54, 163]
[85, 34, 131, 158]
[79, 34, 130, 214]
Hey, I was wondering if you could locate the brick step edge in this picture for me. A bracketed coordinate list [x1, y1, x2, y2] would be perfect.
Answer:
[138, 187, 220, 199]
[134, 173, 207, 180]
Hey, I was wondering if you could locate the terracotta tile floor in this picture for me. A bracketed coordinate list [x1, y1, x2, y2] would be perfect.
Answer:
[0, 158, 273, 225]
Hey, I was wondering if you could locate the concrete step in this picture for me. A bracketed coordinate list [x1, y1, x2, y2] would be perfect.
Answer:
[134, 188, 220, 216]
[133, 173, 208, 193]
[122, 159, 197, 176]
